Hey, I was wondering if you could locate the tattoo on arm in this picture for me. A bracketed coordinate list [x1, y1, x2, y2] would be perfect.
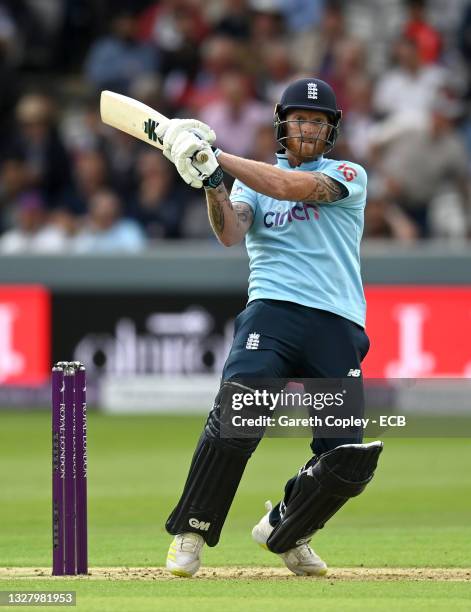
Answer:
[206, 184, 232, 236]
[205, 185, 254, 241]
[233, 203, 254, 230]
[303, 173, 348, 203]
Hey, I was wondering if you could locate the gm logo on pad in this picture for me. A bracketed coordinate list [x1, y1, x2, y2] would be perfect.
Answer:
[189, 518, 210, 531]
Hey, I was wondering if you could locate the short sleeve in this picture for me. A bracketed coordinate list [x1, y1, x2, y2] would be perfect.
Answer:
[319, 162, 367, 209]
[230, 178, 258, 214]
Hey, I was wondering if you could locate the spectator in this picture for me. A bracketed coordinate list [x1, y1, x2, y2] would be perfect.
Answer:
[278, 0, 324, 35]
[458, 1, 471, 67]
[130, 75, 170, 119]
[364, 182, 419, 241]
[137, 0, 209, 54]
[0, 191, 67, 253]
[127, 151, 185, 240]
[324, 38, 369, 115]
[52, 0, 107, 72]
[10, 93, 73, 208]
[214, 0, 251, 40]
[180, 192, 215, 240]
[0, 156, 30, 231]
[258, 41, 295, 105]
[0, 8, 20, 143]
[84, 8, 158, 94]
[104, 132, 143, 202]
[248, 1, 285, 46]
[403, 0, 442, 65]
[373, 36, 447, 119]
[290, 1, 347, 75]
[183, 35, 243, 114]
[341, 76, 376, 164]
[62, 96, 107, 154]
[137, 0, 209, 94]
[378, 97, 470, 237]
[341, 2, 405, 77]
[199, 70, 272, 157]
[458, 2, 471, 160]
[249, 122, 278, 163]
[74, 189, 146, 253]
[65, 150, 110, 216]
[0, 3, 19, 64]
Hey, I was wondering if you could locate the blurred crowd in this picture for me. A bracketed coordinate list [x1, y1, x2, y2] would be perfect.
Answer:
[1, 0, 471, 253]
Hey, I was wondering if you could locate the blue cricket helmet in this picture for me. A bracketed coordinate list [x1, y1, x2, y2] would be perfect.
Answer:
[274, 78, 342, 153]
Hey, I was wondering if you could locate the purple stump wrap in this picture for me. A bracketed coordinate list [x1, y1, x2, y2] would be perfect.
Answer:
[52, 367, 65, 575]
[74, 365, 88, 574]
[63, 367, 76, 575]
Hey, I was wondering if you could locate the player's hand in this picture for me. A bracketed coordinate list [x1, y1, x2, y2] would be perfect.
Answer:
[170, 131, 209, 188]
[155, 119, 216, 161]
[172, 135, 223, 189]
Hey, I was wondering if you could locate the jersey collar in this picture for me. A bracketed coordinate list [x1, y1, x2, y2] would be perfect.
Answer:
[275, 152, 324, 170]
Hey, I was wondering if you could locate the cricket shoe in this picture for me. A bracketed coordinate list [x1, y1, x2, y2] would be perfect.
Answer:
[252, 500, 328, 577]
[166, 532, 204, 577]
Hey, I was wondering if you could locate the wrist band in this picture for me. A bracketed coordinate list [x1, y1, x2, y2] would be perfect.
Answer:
[203, 165, 224, 189]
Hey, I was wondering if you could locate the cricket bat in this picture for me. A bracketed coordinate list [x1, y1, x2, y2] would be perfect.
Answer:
[100, 90, 208, 162]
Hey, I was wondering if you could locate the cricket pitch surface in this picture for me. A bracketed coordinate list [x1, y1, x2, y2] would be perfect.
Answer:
[1, 567, 470, 582]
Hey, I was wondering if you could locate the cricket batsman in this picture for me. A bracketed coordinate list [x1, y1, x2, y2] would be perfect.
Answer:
[157, 78, 383, 577]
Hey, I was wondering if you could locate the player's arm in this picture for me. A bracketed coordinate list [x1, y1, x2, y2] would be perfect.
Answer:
[205, 184, 253, 246]
[160, 129, 253, 245]
[163, 124, 347, 205]
[217, 151, 347, 203]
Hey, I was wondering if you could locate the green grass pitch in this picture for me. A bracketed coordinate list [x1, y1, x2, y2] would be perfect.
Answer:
[1, 411, 470, 611]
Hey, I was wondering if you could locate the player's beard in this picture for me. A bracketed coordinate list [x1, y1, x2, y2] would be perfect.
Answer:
[286, 120, 330, 161]
[286, 136, 325, 162]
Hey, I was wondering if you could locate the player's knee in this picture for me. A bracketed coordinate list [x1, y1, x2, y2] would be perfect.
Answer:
[204, 381, 262, 456]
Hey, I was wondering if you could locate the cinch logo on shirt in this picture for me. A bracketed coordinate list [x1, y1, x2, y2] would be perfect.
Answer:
[263, 202, 319, 228]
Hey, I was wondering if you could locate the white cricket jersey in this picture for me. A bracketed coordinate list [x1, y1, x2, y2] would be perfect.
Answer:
[230, 153, 367, 327]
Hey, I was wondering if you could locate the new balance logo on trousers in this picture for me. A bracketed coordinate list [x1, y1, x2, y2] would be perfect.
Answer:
[347, 369, 361, 377]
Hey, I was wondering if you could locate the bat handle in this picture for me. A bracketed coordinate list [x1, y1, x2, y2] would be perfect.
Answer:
[196, 150, 208, 163]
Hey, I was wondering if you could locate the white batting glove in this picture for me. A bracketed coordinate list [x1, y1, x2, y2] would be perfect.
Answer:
[170, 132, 209, 188]
[155, 118, 216, 161]
[171, 135, 223, 189]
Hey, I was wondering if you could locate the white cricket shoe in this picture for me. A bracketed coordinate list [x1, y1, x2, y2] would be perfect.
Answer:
[166, 532, 204, 577]
[252, 500, 328, 577]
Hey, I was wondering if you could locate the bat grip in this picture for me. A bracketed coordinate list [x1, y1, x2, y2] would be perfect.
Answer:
[187, 129, 209, 163]
[195, 150, 208, 163]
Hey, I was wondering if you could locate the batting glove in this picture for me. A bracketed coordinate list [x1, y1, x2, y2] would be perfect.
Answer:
[171, 132, 209, 188]
[155, 119, 216, 162]
[171, 134, 223, 189]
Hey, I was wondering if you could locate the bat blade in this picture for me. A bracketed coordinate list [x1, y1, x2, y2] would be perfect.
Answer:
[100, 90, 209, 163]
[100, 90, 167, 150]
